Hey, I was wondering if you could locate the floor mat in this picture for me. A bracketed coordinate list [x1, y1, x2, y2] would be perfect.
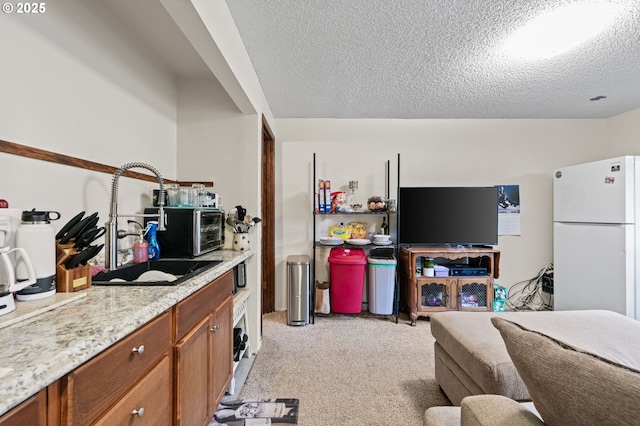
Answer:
[210, 398, 299, 425]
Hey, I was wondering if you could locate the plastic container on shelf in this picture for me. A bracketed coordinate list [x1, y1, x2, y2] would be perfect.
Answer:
[328, 247, 366, 313]
[367, 247, 397, 315]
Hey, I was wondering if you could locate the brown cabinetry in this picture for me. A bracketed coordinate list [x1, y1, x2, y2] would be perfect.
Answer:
[47, 270, 234, 426]
[400, 246, 500, 325]
[174, 270, 233, 426]
[0, 390, 47, 426]
[60, 311, 171, 425]
[94, 356, 171, 426]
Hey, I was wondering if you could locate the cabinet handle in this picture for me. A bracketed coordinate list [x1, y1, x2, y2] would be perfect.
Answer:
[131, 345, 145, 355]
[210, 325, 220, 333]
[131, 407, 145, 417]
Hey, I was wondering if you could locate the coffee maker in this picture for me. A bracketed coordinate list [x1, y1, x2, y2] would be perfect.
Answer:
[0, 213, 36, 316]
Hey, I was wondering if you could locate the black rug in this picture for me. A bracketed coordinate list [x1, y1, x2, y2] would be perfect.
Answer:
[210, 398, 299, 425]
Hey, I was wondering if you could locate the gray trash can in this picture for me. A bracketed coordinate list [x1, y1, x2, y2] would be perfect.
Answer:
[287, 255, 310, 326]
[367, 248, 397, 315]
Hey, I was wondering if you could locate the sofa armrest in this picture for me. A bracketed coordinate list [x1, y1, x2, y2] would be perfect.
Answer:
[461, 395, 545, 426]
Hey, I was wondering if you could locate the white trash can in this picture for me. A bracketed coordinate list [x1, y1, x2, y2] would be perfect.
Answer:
[367, 248, 397, 315]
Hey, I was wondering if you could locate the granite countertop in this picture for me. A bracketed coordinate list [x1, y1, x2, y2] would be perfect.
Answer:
[0, 248, 254, 417]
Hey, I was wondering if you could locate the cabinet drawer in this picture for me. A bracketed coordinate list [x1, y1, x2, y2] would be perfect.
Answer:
[175, 270, 233, 341]
[94, 355, 171, 426]
[63, 311, 171, 425]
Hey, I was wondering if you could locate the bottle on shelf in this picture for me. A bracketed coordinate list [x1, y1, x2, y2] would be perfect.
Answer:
[380, 217, 388, 235]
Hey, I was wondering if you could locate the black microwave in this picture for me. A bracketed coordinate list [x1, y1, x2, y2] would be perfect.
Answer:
[144, 207, 224, 258]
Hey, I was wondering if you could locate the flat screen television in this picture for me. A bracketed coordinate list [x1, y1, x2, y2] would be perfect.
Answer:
[398, 186, 498, 246]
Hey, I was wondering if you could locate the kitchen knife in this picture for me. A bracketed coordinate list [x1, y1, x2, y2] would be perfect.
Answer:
[55, 211, 85, 240]
[73, 226, 105, 250]
[64, 249, 90, 269]
[83, 243, 104, 265]
[58, 212, 99, 244]
[76, 215, 99, 238]
[64, 244, 101, 269]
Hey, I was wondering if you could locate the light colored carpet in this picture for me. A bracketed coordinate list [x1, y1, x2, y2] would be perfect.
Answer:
[238, 311, 451, 425]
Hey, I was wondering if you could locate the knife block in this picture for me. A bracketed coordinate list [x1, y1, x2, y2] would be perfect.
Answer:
[56, 264, 92, 292]
[56, 243, 91, 292]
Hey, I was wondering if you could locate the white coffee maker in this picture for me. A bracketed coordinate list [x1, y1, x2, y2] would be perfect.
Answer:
[0, 215, 36, 316]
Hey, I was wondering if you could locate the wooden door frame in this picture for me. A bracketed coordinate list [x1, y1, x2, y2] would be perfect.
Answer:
[261, 115, 275, 314]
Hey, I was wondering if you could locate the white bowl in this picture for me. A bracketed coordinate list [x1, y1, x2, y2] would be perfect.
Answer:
[373, 234, 391, 241]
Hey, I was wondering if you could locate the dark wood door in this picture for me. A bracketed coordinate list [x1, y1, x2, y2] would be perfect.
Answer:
[261, 116, 275, 314]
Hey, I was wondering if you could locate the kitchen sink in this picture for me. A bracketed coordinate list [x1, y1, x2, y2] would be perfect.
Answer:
[92, 259, 222, 286]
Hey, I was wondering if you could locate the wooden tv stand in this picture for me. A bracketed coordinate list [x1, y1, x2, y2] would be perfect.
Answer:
[399, 246, 500, 326]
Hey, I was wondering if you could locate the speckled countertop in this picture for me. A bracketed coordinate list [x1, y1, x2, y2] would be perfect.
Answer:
[0, 248, 254, 417]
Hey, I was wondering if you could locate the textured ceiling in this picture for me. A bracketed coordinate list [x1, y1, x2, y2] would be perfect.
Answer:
[225, 0, 640, 119]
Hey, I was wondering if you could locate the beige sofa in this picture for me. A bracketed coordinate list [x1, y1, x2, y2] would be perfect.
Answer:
[425, 310, 640, 426]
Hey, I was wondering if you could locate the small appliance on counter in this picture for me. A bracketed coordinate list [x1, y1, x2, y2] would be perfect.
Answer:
[16, 209, 60, 301]
[144, 207, 224, 258]
[0, 214, 37, 316]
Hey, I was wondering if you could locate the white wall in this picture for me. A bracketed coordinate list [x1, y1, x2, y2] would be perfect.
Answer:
[0, 0, 177, 232]
[177, 77, 262, 353]
[274, 118, 609, 310]
[607, 109, 640, 156]
[0, 0, 270, 354]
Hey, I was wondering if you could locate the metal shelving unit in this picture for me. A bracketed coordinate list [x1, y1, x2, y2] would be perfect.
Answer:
[311, 153, 401, 323]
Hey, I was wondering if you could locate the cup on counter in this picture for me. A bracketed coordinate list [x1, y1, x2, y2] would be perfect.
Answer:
[211, 193, 223, 208]
[178, 187, 192, 207]
[191, 184, 205, 207]
[166, 184, 179, 206]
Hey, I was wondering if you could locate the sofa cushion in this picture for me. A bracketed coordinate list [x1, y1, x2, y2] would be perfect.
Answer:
[461, 395, 544, 426]
[492, 317, 640, 426]
[423, 406, 460, 426]
[430, 312, 530, 400]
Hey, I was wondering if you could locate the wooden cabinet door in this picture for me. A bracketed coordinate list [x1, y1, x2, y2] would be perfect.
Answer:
[209, 295, 233, 416]
[174, 316, 211, 426]
[0, 390, 46, 426]
[457, 277, 493, 311]
[417, 277, 452, 312]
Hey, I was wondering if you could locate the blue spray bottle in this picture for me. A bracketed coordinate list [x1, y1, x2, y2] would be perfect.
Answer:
[145, 221, 161, 261]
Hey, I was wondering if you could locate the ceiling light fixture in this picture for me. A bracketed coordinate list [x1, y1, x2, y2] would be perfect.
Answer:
[503, 1, 621, 60]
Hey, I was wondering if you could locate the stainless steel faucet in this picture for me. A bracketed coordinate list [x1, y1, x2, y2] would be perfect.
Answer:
[105, 162, 166, 270]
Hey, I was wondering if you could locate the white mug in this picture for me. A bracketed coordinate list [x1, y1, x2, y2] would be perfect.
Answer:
[208, 193, 223, 208]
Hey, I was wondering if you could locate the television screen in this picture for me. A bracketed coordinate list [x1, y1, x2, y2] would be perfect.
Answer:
[398, 186, 498, 246]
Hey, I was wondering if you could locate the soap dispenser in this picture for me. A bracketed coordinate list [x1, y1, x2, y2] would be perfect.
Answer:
[145, 221, 160, 261]
[132, 230, 149, 264]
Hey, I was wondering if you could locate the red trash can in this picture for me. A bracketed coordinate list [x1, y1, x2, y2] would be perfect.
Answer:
[328, 247, 366, 313]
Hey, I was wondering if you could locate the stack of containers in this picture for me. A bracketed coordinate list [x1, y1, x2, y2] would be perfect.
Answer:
[328, 247, 366, 313]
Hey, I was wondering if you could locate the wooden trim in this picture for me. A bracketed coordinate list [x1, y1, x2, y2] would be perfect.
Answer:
[0, 139, 213, 187]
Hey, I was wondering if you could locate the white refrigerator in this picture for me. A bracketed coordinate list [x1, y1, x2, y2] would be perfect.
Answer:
[553, 156, 639, 320]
